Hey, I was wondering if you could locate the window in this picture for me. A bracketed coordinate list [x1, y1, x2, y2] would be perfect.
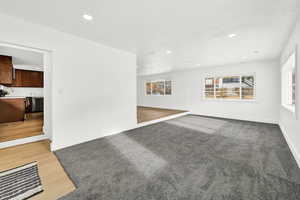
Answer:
[215, 76, 240, 99]
[242, 76, 255, 99]
[204, 75, 255, 100]
[282, 51, 296, 113]
[146, 82, 152, 95]
[152, 81, 165, 95]
[204, 78, 214, 99]
[165, 81, 172, 95]
[146, 80, 172, 95]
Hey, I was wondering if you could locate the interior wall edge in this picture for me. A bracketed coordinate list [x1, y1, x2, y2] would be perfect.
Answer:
[279, 14, 300, 169]
[279, 122, 300, 168]
[51, 123, 138, 151]
[0, 13, 138, 151]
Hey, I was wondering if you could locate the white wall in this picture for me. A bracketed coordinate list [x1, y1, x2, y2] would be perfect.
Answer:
[279, 16, 300, 166]
[0, 13, 137, 150]
[137, 74, 189, 111]
[43, 52, 53, 140]
[14, 65, 43, 71]
[138, 60, 280, 124]
[5, 87, 43, 97]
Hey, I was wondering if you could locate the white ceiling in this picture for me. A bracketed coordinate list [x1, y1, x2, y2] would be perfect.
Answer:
[0, 0, 299, 75]
[0, 45, 43, 67]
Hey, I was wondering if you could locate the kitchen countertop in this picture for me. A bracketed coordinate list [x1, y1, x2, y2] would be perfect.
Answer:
[0, 96, 26, 99]
[0, 96, 43, 99]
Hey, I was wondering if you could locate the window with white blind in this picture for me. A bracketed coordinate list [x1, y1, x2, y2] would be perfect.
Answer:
[281, 51, 296, 113]
[204, 75, 255, 100]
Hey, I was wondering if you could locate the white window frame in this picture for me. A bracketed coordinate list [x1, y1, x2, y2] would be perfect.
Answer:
[146, 82, 152, 95]
[281, 47, 297, 115]
[145, 80, 172, 96]
[164, 80, 172, 95]
[203, 74, 256, 101]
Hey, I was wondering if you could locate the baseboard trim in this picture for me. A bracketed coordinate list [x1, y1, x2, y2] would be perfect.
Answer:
[279, 123, 300, 168]
[51, 125, 138, 151]
[0, 134, 49, 149]
[137, 112, 190, 128]
[52, 112, 190, 151]
[137, 105, 187, 112]
[190, 112, 278, 125]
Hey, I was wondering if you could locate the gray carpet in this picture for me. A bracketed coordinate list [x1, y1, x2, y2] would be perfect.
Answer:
[55, 115, 300, 200]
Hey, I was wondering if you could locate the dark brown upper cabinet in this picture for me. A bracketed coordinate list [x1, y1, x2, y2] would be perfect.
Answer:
[0, 55, 13, 85]
[0, 55, 43, 88]
[12, 69, 44, 88]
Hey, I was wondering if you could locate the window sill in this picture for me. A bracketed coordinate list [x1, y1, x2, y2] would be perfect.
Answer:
[203, 98, 257, 103]
[282, 104, 295, 114]
[146, 94, 172, 96]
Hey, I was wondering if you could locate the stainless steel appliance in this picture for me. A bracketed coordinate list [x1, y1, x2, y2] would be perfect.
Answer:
[25, 97, 44, 113]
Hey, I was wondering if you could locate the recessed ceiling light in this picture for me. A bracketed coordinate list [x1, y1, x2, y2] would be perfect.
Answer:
[166, 50, 172, 54]
[253, 50, 259, 54]
[228, 33, 237, 38]
[83, 14, 93, 21]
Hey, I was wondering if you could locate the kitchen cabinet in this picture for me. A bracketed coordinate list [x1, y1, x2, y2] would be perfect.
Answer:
[0, 55, 43, 87]
[12, 69, 44, 88]
[0, 55, 13, 84]
[11, 69, 22, 87]
[0, 98, 25, 123]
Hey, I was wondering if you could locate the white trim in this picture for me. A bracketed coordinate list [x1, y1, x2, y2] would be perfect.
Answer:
[137, 111, 190, 128]
[0, 134, 48, 149]
[203, 98, 257, 103]
[0, 41, 53, 146]
[190, 112, 278, 124]
[281, 48, 296, 117]
[296, 44, 299, 120]
[13, 64, 43, 72]
[0, 41, 51, 53]
[281, 104, 296, 114]
[279, 122, 300, 168]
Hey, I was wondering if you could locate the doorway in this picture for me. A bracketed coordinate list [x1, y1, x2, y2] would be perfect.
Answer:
[0, 42, 52, 148]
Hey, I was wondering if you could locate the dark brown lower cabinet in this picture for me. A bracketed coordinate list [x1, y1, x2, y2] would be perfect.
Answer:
[0, 98, 25, 123]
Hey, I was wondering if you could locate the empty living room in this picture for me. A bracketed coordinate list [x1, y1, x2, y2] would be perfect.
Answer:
[0, 0, 300, 199]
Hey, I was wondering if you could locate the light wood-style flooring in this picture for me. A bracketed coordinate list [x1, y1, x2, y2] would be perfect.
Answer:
[137, 106, 186, 123]
[0, 140, 75, 199]
[0, 112, 43, 143]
